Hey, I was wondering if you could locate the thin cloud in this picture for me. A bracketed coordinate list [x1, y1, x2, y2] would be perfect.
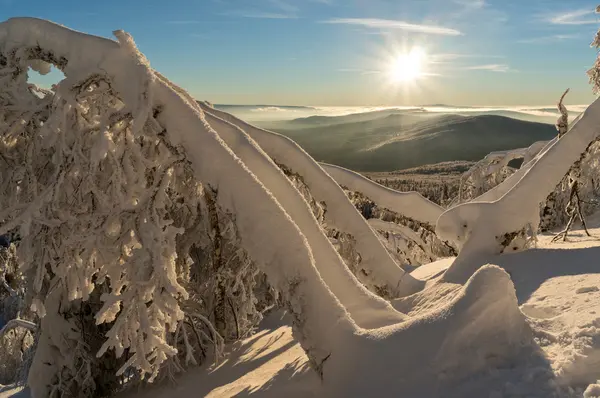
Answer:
[433, 53, 504, 60]
[221, 10, 297, 19]
[337, 68, 382, 75]
[429, 53, 504, 65]
[166, 20, 202, 25]
[239, 12, 297, 18]
[549, 9, 598, 25]
[465, 64, 510, 72]
[322, 18, 462, 36]
[518, 34, 580, 44]
[453, 0, 485, 10]
[268, 0, 298, 13]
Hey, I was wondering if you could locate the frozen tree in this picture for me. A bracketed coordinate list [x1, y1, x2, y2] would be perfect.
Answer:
[0, 18, 280, 397]
[438, 93, 600, 284]
[455, 140, 548, 204]
[550, 90, 594, 242]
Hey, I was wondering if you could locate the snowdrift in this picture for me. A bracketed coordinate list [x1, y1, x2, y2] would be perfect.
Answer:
[319, 265, 532, 397]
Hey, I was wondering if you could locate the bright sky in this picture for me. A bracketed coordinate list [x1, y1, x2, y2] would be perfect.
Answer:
[3, 0, 600, 106]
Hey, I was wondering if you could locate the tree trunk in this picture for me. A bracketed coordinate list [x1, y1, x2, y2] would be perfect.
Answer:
[204, 187, 227, 339]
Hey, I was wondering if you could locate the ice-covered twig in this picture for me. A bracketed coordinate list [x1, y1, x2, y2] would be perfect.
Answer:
[557, 88, 570, 138]
[0, 319, 36, 336]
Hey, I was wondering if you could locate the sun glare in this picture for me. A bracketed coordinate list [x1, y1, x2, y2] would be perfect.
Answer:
[389, 47, 426, 83]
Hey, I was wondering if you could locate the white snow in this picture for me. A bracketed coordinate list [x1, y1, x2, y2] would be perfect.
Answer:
[108, 224, 600, 398]
[320, 163, 444, 226]
[196, 101, 424, 297]
[457, 140, 549, 203]
[438, 97, 600, 283]
[2, 16, 600, 398]
[154, 76, 404, 329]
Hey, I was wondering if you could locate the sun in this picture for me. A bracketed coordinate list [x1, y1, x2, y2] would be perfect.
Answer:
[389, 47, 426, 83]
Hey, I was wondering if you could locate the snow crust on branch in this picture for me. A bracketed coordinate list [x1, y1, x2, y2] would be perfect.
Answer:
[438, 97, 600, 283]
[320, 163, 444, 226]
[197, 102, 424, 298]
[152, 80, 405, 327]
[0, 17, 360, 394]
[456, 140, 549, 204]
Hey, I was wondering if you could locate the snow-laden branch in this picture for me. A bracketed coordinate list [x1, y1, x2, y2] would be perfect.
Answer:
[438, 97, 600, 283]
[456, 140, 549, 204]
[154, 72, 404, 326]
[0, 17, 356, 389]
[0, 319, 36, 337]
[320, 163, 443, 226]
[197, 102, 424, 297]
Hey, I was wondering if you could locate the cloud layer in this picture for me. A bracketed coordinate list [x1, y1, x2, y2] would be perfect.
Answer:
[549, 9, 598, 25]
[322, 18, 462, 36]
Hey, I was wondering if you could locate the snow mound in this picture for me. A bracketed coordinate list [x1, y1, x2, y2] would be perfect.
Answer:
[322, 265, 532, 398]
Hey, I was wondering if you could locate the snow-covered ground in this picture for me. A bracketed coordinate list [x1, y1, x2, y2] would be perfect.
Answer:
[114, 224, 599, 397]
[2, 225, 598, 398]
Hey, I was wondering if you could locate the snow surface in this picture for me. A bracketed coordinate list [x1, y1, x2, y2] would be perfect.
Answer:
[104, 224, 599, 398]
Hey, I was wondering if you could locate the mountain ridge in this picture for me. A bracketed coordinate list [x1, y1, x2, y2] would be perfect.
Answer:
[265, 113, 556, 172]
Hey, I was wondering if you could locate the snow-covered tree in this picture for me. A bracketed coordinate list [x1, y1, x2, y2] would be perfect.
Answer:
[1, 16, 599, 398]
[0, 18, 279, 397]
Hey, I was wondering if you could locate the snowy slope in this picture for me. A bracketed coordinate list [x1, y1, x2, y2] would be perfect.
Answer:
[103, 224, 600, 398]
[3, 220, 599, 398]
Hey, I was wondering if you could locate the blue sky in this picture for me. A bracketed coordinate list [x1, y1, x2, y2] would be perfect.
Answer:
[3, 0, 600, 106]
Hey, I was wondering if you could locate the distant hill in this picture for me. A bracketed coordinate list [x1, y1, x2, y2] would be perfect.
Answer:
[264, 113, 556, 172]
[385, 161, 476, 175]
[279, 108, 426, 128]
